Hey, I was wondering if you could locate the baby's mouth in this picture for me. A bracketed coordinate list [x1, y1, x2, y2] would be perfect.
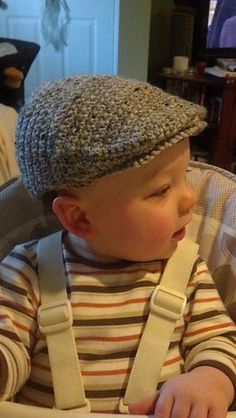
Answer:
[172, 227, 186, 240]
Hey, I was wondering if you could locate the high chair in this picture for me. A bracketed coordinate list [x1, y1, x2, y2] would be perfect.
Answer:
[0, 161, 235, 418]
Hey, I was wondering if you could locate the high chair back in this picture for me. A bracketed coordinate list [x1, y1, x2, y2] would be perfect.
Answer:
[0, 161, 235, 418]
[186, 161, 236, 322]
[0, 176, 61, 260]
[0, 161, 235, 320]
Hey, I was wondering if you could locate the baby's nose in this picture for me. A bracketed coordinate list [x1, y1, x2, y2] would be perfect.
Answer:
[179, 185, 196, 215]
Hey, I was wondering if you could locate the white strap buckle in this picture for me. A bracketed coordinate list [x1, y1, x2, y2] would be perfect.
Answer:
[53, 399, 91, 412]
[119, 397, 129, 414]
[150, 285, 186, 322]
[38, 299, 73, 335]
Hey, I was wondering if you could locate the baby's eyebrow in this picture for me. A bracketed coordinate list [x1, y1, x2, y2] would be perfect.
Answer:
[143, 159, 190, 185]
[136, 160, 163, 183]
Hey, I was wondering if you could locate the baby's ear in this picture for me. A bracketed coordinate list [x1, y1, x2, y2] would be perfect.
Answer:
[52, 195, 94, 238]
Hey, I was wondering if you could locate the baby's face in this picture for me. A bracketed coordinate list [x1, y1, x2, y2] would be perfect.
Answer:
[72, 138, 196, 262]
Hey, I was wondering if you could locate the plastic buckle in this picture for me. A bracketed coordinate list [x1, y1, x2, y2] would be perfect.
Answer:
[38, 299, 73, 335]
[54, 399, 91, 412]
[119, 398, 129, 414]
[150, 285, 186, 322]
[72, 399, 91, 412]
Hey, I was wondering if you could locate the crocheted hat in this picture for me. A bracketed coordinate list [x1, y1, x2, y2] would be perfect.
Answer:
[16, 75, 207, 197]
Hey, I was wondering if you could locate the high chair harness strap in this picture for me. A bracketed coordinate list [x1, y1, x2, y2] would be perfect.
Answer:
[37, 231, 90, 412]
[37, 231, 198, 413]
[119, 237, 199, 412]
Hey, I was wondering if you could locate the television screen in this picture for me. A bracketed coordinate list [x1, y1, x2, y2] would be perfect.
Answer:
[207, 0, 236, 49]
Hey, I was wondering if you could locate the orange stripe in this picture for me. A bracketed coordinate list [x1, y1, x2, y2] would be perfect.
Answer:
[188, 282, 198, 288]
[31, 252, 37, 261]
[229, 358, 236, 368]
[12, 319, 32, 334]
[185, 322, 233, 337]
[2, 263, 32, 286]
[17, 393, 51, 408]
[174, 324, 185, 332]
[0, 314, 35, 332]
[67, 267, 161, 276]
[32, 361, 50, 372]
[0, 298, 36, 316]
[82, 368, 131, 376]
[196, 269, 209, 276]
[72, 297, 149, 308]
[78, 333, 141, 342]
[1, 262, 39, 305]
[194, 297, 220, 303]
[164, 355, 182, 366]
[96, 410, 119, 414]
[0, 314, 10, 320]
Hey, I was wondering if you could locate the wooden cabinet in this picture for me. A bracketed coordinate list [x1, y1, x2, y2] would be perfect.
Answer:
[0, 84, 24, 111]
[153, 72, 236, 172]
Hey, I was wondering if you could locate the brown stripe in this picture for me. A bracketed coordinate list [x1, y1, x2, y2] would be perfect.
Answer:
[169, 340, 179, 350]
[16, 393, 52, 408]
[0, 328, 22, 343]
[200, 346, 236, 359]
[10, 251, 35, 270]
[0, 278, 27, 296]
[65, 254, 134, 270]
[1, 262, 39, 305]
[185, 333, 236, 350]
[226, 334, 236, 341]
[196, 283, 216, 290]
[25, 380, 53, 395]
[31, 361, 50, 371]
[185, 322, 234, 337]
[70, 280, 155, 293]
[79, 350, 136, 361]
[85, 388, 126, 398]
[187, 284, 217, 304]
[0, 299, 36, 318]
[72, 297, 149, 308]
[95, 409, 120, 414]
[189, 310, 226, 323]
[74, 314, 148, 326]
[187, 282, 216, 291]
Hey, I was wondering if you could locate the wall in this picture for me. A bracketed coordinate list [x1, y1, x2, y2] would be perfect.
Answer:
[118, 0, 151, 81]
[148, 0, 174, 83]
[0, 0, 152, 98]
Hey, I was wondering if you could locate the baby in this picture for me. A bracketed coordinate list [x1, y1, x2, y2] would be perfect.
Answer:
[0, 75, 235, 418]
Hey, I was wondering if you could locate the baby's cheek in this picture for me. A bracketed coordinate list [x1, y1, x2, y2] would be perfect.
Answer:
[152, 213, 175, 237]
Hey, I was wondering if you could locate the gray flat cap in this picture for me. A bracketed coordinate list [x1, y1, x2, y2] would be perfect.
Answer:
[16, 75, 207, 197]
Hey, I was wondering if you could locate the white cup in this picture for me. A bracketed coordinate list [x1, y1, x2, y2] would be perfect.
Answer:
[173, 56, 189, 73]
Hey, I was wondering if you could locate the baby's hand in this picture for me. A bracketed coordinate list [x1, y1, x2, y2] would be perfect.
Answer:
[129, 366, 234, 418]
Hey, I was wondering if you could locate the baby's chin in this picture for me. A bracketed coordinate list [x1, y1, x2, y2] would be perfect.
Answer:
[88, 241, 179, 264]
[127, 245, 178, 263]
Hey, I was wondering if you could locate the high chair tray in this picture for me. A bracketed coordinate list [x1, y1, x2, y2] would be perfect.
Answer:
[0, 402, 235, 418]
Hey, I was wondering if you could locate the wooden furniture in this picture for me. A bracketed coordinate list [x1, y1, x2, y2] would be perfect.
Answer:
[0, 38, 40, 110]
[153, 72, 236, 172]
[0, 84, 24, 111]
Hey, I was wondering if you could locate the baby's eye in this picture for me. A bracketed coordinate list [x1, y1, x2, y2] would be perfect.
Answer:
[151, 185, 171, 199]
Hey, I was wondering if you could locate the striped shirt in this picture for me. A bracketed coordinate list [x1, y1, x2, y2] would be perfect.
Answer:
[0, 232, 235, 412]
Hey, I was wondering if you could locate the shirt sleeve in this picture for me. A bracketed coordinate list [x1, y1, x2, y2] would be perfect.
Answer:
[0, 240, 40, 399]
[182, 259, 236, 409]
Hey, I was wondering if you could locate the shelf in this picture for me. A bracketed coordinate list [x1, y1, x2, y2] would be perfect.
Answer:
[153, 73, 236, 171]
[157, 71, 236, 87]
